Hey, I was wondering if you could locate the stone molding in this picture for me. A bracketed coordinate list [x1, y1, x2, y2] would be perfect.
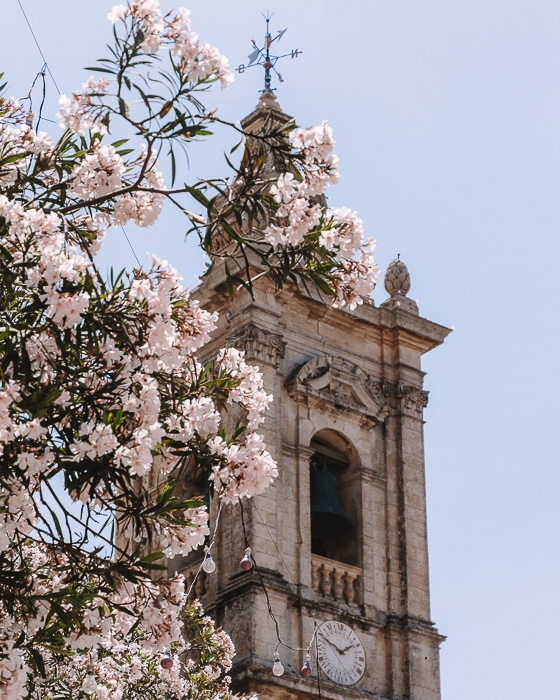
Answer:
[226, 322, 286, 366]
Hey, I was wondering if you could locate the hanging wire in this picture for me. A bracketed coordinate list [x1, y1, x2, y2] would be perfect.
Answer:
[19, 64, 48, 136]
[120, 225, 142, 267]
[16, 0, 143, 269]
[20, 63, 45, 104]
[34, 65, 47, 131]
[244, 500, 355, 698]
[253, 501, 297, 586]
[239, 500, 318, 656]
[186, 499, 224, 599]
[16, 0, 61, 94]
[315, 635, 323, 700]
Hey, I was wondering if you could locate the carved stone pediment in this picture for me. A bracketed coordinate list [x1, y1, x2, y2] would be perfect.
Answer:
[226, 322, 286, 367]
[287, 355, 390, 422]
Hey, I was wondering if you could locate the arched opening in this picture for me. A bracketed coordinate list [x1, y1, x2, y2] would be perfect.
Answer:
[309, 430, 361, 567]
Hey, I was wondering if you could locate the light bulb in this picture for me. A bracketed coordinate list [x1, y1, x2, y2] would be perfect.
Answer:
[82, 666, 98, 694]
[202, 552, 216, 573]
[25, 111, 34, 127]
[272, 653, 284, 677]
[160, 650, 174, 669]
[240, 547, 253, 571]
[301, 653, 312, 677]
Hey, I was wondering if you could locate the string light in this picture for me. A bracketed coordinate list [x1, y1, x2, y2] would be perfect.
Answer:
[238, 501, 320, 689]
[301, 653, 312, 677]
[81, 665, 98, 694]
[239, 547, 253, 571]
[160, 650, 174, 669]
[272, 651, 284, 677]
[202, 550, 216, 573]
[186, 500, 225, 599]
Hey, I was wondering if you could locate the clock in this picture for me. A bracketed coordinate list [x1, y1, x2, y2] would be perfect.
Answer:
[316, 620, 366, 686]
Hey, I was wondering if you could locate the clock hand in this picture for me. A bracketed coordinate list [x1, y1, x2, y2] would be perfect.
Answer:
[322, 635, 346, 654]
[320, 635, 351, 674]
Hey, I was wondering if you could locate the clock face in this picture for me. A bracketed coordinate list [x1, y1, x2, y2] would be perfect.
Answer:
[316, 620, 366, 686]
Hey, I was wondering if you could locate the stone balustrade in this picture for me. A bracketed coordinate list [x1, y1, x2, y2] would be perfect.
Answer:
[311, 554, 363, 608]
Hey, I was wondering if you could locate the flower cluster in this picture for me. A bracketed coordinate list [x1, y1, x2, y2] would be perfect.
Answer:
[164, 8, 233, 88]
[0, 1, 381, 696]
[0, 134, 277, 695]
[58, 76, 110, 136]
[105, 1, 232, 85]
[22, 598, 239, 700]
[0, 99, 53, 187]
[265, 120, 379, 309]
[70, 143, 126, 199]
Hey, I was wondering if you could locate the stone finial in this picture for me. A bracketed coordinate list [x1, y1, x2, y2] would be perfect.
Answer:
[258, 90, 281, 111]
[384, 257, 411, 297]
[381, 256, 418, 314]
[241, 91, 292, 133]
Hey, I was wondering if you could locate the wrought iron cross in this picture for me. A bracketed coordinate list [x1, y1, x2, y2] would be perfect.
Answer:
[235, 12, 302, 93]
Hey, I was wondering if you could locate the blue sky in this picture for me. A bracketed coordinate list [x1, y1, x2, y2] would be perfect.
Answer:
[2, 1, 559, 698]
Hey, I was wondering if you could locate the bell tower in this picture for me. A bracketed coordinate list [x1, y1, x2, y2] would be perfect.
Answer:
[185, 93, 450, 700]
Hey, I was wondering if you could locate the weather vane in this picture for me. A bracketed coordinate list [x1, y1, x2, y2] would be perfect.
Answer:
[235, 12, 302, 93]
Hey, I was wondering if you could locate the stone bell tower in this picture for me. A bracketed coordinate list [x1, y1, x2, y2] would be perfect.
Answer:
[183, 93, 450, 700]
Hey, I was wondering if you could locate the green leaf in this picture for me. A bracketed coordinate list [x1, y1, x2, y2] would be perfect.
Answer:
[185, 185, 211, 209]
[83, 66, 116, 75]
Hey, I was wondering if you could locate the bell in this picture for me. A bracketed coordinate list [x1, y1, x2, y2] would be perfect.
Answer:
[310, 470, 352, 539]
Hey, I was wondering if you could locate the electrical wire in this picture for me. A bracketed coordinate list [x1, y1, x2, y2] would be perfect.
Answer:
[241, 500, 334, 699]
[16, 0, 143, 269]
[239, 501, 318, 656]
[120, 225, 142, 267]
[253, 501, 297, 587]
[16, 0, 61, 94]
[35, 67, 47, 131]
[186, 499, 224, 599]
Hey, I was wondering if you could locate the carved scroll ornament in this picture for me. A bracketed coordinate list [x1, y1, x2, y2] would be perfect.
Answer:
[226, 322, 286, 366]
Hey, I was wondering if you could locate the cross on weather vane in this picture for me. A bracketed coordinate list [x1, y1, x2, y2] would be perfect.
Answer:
[235, 12, 302, 93]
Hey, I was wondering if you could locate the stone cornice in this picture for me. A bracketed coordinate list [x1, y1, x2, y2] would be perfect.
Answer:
[231, 660, 386, 700]
[384, 613, 446, 645]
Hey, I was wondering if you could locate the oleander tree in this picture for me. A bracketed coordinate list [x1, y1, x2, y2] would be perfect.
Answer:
[0, 1, 378, 697]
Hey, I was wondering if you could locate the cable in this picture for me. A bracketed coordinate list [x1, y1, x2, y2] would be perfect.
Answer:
[315, 637, 323, 700]
[253, 501, 297, 586]
[16, 0, 61, 94]
[239, 500, 317, 655]
[35, 66, 47, 131]
[186, 499, 224, 599]
[20, 65, 48, 133]
[16, 0, 143, 271]
[120, 225, 142, 267]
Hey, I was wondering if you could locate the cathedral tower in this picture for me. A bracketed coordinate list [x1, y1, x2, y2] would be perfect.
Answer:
[184, 94, 450, 700]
